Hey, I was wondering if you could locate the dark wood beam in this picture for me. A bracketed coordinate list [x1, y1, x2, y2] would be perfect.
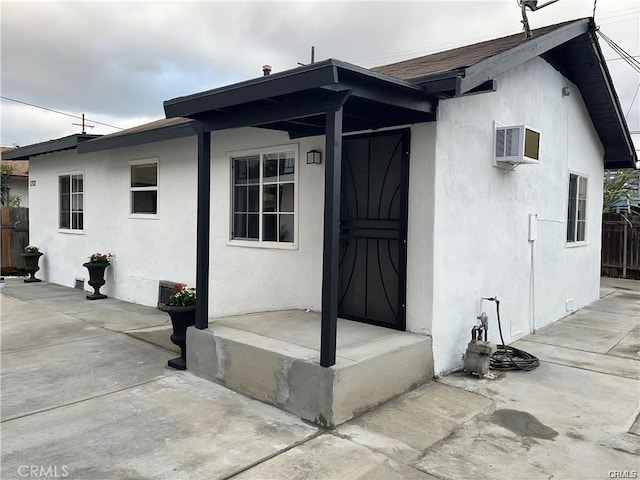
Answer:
[195, 126, 211, 330]
[320, 105, 344, 368]
[197, 92, 350, 132]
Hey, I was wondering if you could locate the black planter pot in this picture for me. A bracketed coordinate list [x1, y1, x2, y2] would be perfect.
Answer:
[82, 262, 110, 300]
[22, 252, 43, 283]
[162, 304, 196, 370]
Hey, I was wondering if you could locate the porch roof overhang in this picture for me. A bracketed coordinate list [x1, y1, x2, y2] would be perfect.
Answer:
[163, 58, 437, 135]
[2, 134, 101, 160]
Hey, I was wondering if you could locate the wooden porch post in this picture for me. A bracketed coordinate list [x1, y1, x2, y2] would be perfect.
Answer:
[320, 106, 344, 367]
[195, 127, 211, 330]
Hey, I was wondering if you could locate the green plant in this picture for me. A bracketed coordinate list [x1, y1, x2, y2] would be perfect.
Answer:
[603, 169, 640, 214]
[6, 194, 22, 207]
[1, 164, 15, 206]
[24, 245, 40, 253]
[88, 252, 110, 263]
[170, 283, 196, 307]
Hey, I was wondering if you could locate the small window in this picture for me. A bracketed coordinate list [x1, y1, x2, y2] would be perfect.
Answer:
[130, 160, 158, 215]
[567, 173, 587, 243]
[59, 173, 83, 231]
[231, 148, 296, 245]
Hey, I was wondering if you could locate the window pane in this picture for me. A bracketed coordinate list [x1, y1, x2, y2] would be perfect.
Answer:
[280, 214, 294, 243]
[234, 159, 247, 184]
[233, 214, 247, 238]
[234, 186, 247, 213]
[131, 163, 157, 187]
[263, 214, 277, 241]
[279, 184, 294, 212]
[247, 214, 259, 239]
[132, 191, 157, 214]
[59, 176, 70, 229]
[279, 153, 295, 181]
[72, 212, 83, 230]
[59, 209, 70, 229]
[247, 157, 260, 183]
[264, 185, 277, 212]
[248, 186, 260, 212]
[264, 155, 278, 183]
[566, 174, 577, 242]
[72, 174, 83, 193]
[577, 221, 586, 242]
[59, 176, 70, 195]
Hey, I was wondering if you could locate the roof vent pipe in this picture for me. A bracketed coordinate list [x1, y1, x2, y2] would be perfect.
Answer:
[263, 65, 272, 76]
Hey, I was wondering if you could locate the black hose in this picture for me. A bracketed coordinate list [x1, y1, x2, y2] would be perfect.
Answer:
[485, 297, 540, 372]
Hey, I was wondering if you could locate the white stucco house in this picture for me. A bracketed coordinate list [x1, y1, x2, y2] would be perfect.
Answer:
[6, 18, 637, 425]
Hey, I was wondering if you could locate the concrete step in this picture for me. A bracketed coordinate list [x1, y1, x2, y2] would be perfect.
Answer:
[186, 310, 433, 428]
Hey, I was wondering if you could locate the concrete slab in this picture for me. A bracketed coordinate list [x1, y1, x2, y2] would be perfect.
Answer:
[187, 323, 433, 427]
[525, 320, 629, 354]
[74, 308, 169, 332]
[2, 282, 83, 301]
[512, 339, 639, 379]
[1, 307, 110, 353]
[431, 363, 640, 480]
[1, 334, 173, 420]
[213, 310, 396, 350]
[560, 308, 639, 331]
[336, 382, 492, 464]
[600, 277, 640, 291]
[586, 298, 640, 316]
[607, 325, 640, 360]
[234, 434, 438, 480]
[126, 326, 179, 353]
[1, 374, 319, 480]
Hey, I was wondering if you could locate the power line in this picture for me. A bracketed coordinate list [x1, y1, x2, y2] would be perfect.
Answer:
[0, 96, 123, 130]
[597, 30, 640, 73]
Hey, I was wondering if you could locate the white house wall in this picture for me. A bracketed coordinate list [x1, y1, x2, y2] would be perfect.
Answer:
[429, 56, 604, 375]
[28, 136, 199, 305]
[208, 129, 325, 316]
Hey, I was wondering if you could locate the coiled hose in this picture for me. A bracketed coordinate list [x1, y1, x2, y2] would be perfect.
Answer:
[485, 297, 540, 371]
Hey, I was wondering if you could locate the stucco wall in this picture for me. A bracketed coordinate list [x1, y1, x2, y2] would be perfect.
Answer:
[28, 136, 199, 305]
[28, 128, 326, 313]
[428, 56, 604, 374]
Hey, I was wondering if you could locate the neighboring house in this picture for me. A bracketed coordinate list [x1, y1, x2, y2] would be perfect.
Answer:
[5, 18, 637, 421]
[1, 147, 30, 206]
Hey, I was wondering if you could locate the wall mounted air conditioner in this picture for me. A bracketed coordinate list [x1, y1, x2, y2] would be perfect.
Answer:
[494, 123, 540, 167]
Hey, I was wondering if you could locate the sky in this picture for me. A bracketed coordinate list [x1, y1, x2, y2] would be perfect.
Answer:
[1, 0, 638, 151]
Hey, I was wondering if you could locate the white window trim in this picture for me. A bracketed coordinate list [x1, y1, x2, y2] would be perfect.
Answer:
[566, 170, 588, 247]
[129, 158, 159, 219]
[227, 144, 299, 250]
[57, 170, 85, 234]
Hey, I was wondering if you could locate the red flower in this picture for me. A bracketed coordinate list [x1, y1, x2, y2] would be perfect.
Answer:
[174, 283, 183, 291]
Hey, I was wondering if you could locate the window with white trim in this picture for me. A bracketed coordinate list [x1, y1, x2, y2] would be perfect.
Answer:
[232, 149, 296, 244]
[130, 160, 158, 215]
[567, 173, 587, 243]
[59, 173, 83, 231]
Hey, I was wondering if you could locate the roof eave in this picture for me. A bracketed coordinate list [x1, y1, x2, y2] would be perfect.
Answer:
[1, 134, 101, 160]
[457, 18, 591, 94]
[77, 120, 196, 154]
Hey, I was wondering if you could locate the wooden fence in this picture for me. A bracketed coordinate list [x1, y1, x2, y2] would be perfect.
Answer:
[601, 213, 640, 279]
[1, 207, 29, 275]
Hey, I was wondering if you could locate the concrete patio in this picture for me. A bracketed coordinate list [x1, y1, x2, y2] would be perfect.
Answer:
[1, 277, 638, 479]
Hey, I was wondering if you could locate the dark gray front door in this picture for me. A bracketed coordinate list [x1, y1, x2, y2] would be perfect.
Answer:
[338, 130, 409, 330]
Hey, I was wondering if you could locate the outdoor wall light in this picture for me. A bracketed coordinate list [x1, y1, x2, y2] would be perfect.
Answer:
[306, 149, 322, 165]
